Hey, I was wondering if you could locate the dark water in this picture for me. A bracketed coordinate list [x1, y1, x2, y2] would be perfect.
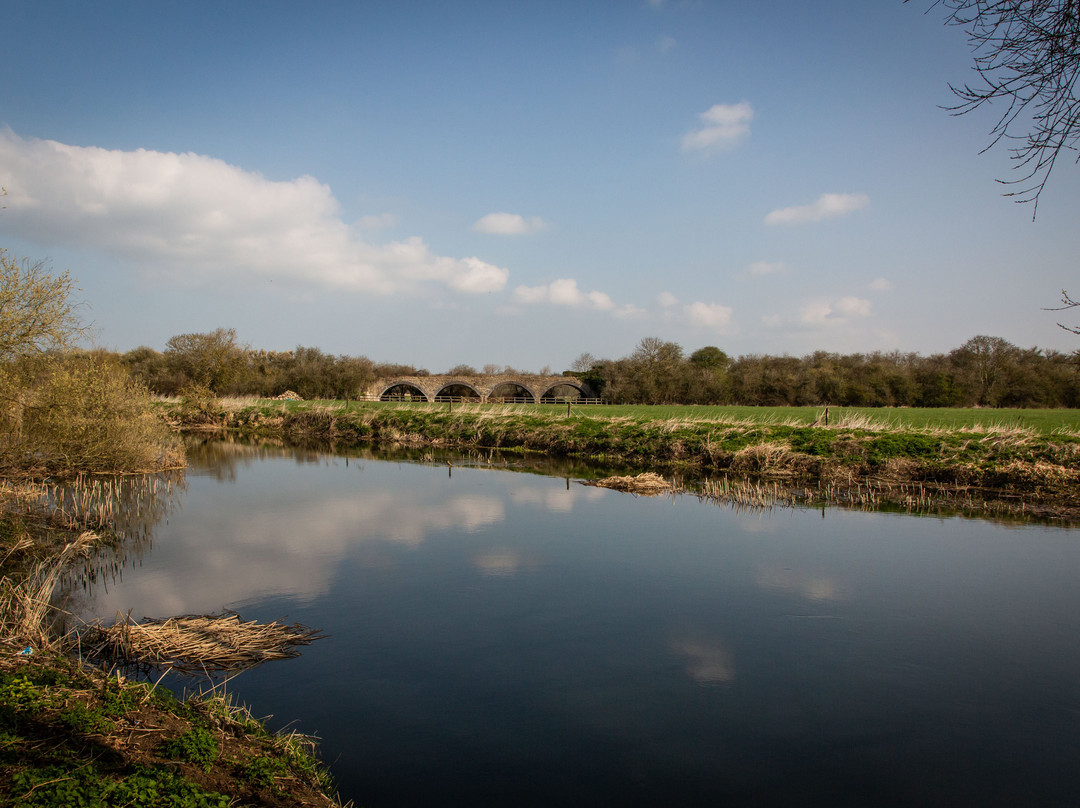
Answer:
[83, 442, 1080, 807]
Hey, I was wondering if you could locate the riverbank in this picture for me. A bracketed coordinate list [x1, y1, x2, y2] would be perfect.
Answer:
[169, 399, 1080, 520]
[0, 487, 348, 808]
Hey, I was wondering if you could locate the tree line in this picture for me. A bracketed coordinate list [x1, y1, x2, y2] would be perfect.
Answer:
[572, 336, 1079, 408]
[105, 330, 1080, 409]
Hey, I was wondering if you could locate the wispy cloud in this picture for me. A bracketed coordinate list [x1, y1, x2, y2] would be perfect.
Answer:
[513, 278, 615, 310]
[765, 193, 869, 226]
[799, 296, 872, 326]
[0, 130, 508, 295]
[657, 291, 679, 307]
[746, 260, 785, 277]
[684, 301, 733, 330]
[681, 102, 753, 154]
[869, 277, 894, 292]
[658, 35, 677, 53]
[472, 212, 548, 235]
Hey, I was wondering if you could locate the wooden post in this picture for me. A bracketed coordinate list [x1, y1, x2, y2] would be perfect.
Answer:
[567, 400, 571, 417]
[824, 406, 829, 426]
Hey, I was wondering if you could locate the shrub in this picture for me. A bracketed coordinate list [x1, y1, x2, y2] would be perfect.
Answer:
[10, 354, 184, 474]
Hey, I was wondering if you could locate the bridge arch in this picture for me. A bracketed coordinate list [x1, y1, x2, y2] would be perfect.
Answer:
[540, 380, 588, 402]
[379, 382, 429, 402]
[488, 382, 538, 403]
[434, 381, 483, 401]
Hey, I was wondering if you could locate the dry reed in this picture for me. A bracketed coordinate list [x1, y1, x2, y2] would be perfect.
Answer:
[581, 472, 674, 495]
[80, 612, 325, 674]
[0, 531, 99, 649]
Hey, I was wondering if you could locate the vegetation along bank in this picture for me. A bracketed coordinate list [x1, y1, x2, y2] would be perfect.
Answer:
[172, 398, 1080, 521]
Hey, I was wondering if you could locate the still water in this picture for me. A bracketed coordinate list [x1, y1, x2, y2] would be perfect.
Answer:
[82, 441, 1080, 807]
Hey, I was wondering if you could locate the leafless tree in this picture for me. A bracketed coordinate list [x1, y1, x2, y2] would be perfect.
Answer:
[923, 0, 1080, 215]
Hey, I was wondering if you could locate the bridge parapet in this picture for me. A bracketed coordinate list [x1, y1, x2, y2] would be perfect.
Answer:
[366, 374, 596, 403]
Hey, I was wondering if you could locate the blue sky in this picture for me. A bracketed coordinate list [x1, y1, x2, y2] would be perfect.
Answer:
[1, 0, 1077, 372]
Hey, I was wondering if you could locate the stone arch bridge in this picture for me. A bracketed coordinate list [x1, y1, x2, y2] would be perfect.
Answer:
[365, 374, 597, 403]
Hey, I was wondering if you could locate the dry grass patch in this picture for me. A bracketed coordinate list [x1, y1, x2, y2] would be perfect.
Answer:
[582, 472, 674, 495]
[729, 442, 799, 473]
[80, 612, 324, 674]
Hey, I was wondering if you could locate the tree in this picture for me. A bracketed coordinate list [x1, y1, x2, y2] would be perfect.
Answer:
[164, 328, 245, 393]
[688, 346, 730, 369]
[570, 352, 599, 373]
[0, 250, 85, 361]
[446, 364, 478, 376]
[922, 0, 1080, 214]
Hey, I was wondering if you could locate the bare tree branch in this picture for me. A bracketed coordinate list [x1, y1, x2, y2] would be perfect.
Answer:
[921, 0, 1080, 217]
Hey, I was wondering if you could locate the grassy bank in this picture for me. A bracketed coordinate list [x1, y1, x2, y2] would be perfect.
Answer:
[170, 399, 1080, 518]
[0, 483, 347, 808]
[0, 647, 341, 808]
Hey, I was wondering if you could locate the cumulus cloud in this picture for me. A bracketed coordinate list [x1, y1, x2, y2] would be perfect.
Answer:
[0, 130, 508, 295]
[799, 296, 872, 326]
[472, 212, 547, 235]
[657, 291, 679, 307]
[765, 192, 869, 226]
[681, 102, 753, 154]
[684, 301, 733, 330]
[870, 277, 894, 292]
[512, 278, 615, 311]
[746, 260, 785, 277]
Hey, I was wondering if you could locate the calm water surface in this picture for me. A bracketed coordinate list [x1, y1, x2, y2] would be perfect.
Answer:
[82, 442, 1080, 807]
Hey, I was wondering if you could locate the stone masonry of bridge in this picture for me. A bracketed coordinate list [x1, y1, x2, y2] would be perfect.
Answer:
[366, 374, 596, 403]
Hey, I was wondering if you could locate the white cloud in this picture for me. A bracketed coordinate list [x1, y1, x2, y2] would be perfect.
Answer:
[799, 296, 872, 326]
[746, 260, 785, 277]
[870, 277, 894, 292]
[684, 301, 733, 330]
[657, 291, 679, 307]
[658, 35, 677, 53]
[765, 192, 869, 226]
[0, 130, 507, 295]
[512, 278, 616, 311]
[681, 102, 753, 154]
[472, 212, 547, 235]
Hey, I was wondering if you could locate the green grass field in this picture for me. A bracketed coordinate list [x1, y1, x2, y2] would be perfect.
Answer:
[266, 399, 1080, 435]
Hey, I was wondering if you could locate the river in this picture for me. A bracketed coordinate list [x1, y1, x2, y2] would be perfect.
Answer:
[77, 440, 1080, 807]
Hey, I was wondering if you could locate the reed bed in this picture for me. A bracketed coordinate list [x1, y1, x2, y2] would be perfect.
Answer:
[80, 612, 325, 674]
[582, 472, 674, 495]
[0, 531, 99, 649]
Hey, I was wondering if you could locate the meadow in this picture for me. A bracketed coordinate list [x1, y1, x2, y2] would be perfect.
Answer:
[265, 399, 1080, 436]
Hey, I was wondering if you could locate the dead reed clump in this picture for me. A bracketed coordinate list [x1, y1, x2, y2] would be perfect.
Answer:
[582, 472, 674, 496]
[80, 612, 325, 674]
[0, 531, 99, 649]
[729, 442, 798, 474]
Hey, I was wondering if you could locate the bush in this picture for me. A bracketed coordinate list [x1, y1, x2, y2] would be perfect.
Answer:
[8, 354, 184, 474]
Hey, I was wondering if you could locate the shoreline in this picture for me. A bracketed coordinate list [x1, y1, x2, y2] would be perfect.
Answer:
[170, 399, 1080, 523]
